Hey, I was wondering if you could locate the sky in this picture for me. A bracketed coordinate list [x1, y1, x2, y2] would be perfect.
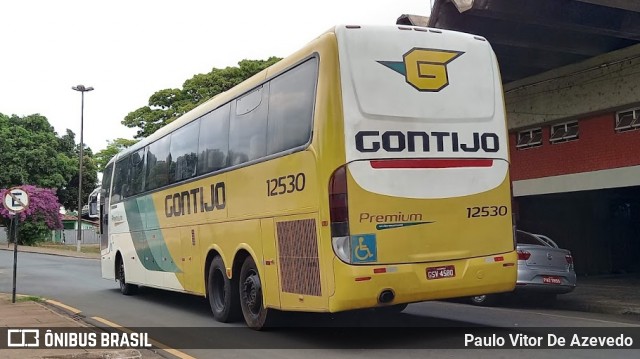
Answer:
[1, 0, 430, 153]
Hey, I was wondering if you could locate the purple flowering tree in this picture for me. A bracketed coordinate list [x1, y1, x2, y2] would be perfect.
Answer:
[0, 186, 63, 245]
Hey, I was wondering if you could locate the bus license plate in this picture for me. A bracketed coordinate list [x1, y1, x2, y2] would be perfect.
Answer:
[426, 265, 455, 280]
[543, 276, 561, 284]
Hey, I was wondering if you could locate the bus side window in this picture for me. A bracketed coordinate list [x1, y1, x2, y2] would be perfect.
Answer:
[146, 136, 171, 191]
[248, 135, 266, 161]
[111, 156, 130, 203]
[229, 85, 268, 166]
[197, 104, 230, 175]
[129, 148, 146, 196]
[100, 163, 113, 236]
[168, 120, 199, 183]
[267, 57, 318, 155]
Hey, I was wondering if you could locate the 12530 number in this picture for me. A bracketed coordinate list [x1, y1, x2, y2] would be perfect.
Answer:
[466, 206, 508, 218]
[266, 173, 306, 197]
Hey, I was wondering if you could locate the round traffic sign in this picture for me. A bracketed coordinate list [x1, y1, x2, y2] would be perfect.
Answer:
[3, 187, 30, 214]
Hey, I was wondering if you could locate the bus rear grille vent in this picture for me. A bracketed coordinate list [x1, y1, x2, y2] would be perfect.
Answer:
[276, 219, 322, 296]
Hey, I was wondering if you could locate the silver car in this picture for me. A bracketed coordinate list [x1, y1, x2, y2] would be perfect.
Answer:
[469, 229, 577, 305]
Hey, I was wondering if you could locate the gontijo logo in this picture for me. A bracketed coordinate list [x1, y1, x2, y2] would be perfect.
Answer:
[378, 48, 464, 92]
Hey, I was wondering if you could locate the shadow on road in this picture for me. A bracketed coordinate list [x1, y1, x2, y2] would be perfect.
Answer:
[102, 286, 519, 349]
[447, 293, 563, 310]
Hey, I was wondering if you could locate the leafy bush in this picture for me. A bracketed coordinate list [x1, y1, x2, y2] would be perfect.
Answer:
[11, 219, 51, 245]
[0, 186, 62, 245]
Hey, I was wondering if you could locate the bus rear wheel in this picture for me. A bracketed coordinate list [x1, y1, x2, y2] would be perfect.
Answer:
[239, 256, 275, 330]
[117, 257, 137, 295]
[207, 256, 240, 322]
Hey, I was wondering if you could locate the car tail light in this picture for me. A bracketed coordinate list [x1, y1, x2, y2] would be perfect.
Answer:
[329, 166, 351, 263]
[565, 254, 573, 264]
[517, 250, 531, 261]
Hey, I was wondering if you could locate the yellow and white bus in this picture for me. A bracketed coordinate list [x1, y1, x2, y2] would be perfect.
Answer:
[99, 24, 517, 329]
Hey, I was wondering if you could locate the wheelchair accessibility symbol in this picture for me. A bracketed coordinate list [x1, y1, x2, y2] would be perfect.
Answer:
[351, 234, 377, 263]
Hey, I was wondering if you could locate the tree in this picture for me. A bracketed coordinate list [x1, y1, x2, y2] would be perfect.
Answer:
[58, 129, 77, 155]
[0, 113, 75, 188]
[0, 113, 98, 212]
[56, 151, 99, 212]
[122, 57, 281, 138]
[94, 138, 138, 172]
[0, 186, 63, 245]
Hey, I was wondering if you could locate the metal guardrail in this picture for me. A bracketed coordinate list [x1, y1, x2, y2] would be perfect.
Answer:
[55, 229, 100, 244]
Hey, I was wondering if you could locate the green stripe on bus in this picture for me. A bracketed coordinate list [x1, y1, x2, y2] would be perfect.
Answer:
[124, 196, 179, 273]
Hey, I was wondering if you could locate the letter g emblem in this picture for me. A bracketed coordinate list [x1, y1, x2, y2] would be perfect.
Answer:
[379, 48, 464, 92]
[403, 48, 463, 92]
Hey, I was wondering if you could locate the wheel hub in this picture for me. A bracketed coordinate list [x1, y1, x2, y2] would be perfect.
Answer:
[243, 274, 261, 312]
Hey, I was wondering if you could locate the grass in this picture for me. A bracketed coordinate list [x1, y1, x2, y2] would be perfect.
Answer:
[15, 295, 43, 303]
[36, 242, 101, 254]
[0, 294, 44, 303]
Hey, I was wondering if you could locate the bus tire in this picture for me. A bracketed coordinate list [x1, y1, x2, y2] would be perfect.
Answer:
[208, 256, 240, 322]
[117, 257, 137, 296]
[239, 256, 274, 330]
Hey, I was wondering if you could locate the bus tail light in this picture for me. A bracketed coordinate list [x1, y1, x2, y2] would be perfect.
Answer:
[330, 166, 351, 263]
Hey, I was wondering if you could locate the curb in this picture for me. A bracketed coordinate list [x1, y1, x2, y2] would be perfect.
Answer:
[39, 298, 174, 359]
[0, 245, 100, 260]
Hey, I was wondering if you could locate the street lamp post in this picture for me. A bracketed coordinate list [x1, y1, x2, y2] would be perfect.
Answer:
[72, 85, 94, 252]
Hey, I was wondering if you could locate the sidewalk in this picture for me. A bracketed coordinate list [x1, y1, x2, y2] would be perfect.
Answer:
[555, 273, 640, 318]
[0, 294, 165, 359]
[0, 245, 166, 358]
[0, 242, 100, 260]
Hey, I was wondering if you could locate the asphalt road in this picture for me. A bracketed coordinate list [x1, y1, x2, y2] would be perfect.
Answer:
[1, 250, 639, 358]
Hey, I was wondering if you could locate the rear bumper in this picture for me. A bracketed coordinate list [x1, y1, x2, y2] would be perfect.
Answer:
[328, 251, 517, 312]
[514, 283, 576, 294]
[515, 265, 577, 294]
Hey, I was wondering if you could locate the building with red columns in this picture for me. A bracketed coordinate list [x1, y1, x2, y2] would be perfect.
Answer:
[427, 0, 640, 275]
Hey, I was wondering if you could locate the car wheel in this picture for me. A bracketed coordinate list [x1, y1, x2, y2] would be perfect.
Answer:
[469, 294, 496, 306]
